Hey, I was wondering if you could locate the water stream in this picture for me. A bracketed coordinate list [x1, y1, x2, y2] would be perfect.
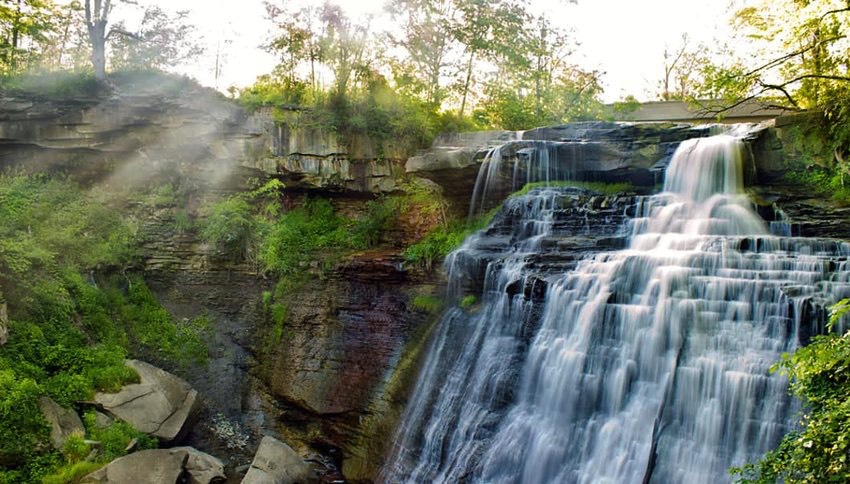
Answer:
[383, 132, 850, 483]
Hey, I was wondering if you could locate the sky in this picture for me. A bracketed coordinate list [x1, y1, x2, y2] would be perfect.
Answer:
[111, 0, 745, 103]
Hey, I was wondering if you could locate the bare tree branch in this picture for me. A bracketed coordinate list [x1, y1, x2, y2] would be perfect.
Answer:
[742, 35, 845, 78]
[106, 28, 144, 42]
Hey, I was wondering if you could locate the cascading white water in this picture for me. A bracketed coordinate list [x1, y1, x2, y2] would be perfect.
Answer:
[382, 133, 850, 483]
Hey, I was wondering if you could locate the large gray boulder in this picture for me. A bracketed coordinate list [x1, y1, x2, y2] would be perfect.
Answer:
[94, 360, 200, 444]
[81, 447, 225, 484]
[38, 396, 85, 450]
[241, 436, 317, 484]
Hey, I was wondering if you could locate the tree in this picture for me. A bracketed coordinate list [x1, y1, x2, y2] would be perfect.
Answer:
[659, 34, 708, 101]
[386, 0, 457, 106]
[693, 0, 850, 181]
[83, 0, 111, 80]
[450, 0, 529, 116]
[109, 6, 203, 71]
[697, 0, 850, 111]
[264, 2, 319, 94]
[317, 2, 369, 98]
[0, 0, 56, 74]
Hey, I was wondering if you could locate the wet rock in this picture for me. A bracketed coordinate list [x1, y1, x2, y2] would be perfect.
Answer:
[241, 436, 318, 484]
[81, 447, 225, 484]
[94, 360, 200, 444]
[38, 396, 84, 450]
[406, 122, 707, 214]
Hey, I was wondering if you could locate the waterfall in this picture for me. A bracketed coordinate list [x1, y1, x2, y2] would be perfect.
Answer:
[382, 133, 850, 483]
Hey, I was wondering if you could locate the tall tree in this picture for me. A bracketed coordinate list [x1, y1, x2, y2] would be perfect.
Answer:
[317, 2, 369, 97]
[109, 6, 203, 71]
[83, 0, 110, 80]
[659, 34, 709, 101]
[450, 0, 529, 116]
[386, 0, 457, 106]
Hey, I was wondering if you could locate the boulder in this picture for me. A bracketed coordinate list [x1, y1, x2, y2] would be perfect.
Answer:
[81, 447, 225, 484]
[94, 360, 200, 444]
[38, 396, 84, 450]
[241, 436, 317, 484]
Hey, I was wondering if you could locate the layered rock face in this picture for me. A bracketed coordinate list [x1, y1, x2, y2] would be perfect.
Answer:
[0, 78, 417, 196]
[257, 254, 441, 480]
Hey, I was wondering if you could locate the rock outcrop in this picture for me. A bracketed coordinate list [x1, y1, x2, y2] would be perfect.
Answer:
[94, 360, 200, 444]
[406, 122, 710, 214]
[241, 436, 317, 484]
[38, 396, 85, 450]
[81, 447, 225, 484]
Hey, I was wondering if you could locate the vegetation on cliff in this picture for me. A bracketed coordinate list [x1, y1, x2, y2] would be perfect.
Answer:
[733, 301, 850, 483]
[0, 175, 207, 482]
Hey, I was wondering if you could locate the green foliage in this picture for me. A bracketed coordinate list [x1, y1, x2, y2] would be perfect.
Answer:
[411, 295, 442, 314]
[0, 369, 48, 465]
[0, 71, 104, 97]
[259, 198, 367, 275]
[0, 0, 57, 75]
[239, 73, 447, 153]
[201, 195, 259, 263]
[40, 412, 158, 484]
[270, 302, 287, 344]
[732, 300, 850, 482]
[352, 197, 401, 248]
[41, 461, 103, 484]
[82, 412, 157, 462]
[459, 295, 478, 309]
[0, 175, 207, 477]
[511, 180, 635, 198]
[118, 281, 211, 367]
[403, 210, 496, 270]
[60, 434, 89, 464]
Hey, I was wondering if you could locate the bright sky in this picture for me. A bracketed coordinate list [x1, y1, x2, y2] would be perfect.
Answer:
[114, 0, 745, 102]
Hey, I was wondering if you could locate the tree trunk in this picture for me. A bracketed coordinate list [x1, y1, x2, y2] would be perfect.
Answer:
[10, 0, 21, 71]
[89, 22, 107, 81]
[459, 50, 475, 117]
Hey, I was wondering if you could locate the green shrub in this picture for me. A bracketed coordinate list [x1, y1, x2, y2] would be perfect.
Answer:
[0, 370, 48, 465]
[41, 461, 103, 484]
[403, 209, 496, 270]
[0, 174, 208, 479]
[83, 412, 157, 462]
[411, 295, 442, 314]
[201, 196, 258, 262]
[784, 168, 850, 205]
[732, 300, 850, 482]
[460, 295, 478, 309]
[259, 198, 365, 275]
[351, 197, 400, 248]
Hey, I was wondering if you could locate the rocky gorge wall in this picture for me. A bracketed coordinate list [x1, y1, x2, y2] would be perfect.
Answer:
[0, 78, 443, 481]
